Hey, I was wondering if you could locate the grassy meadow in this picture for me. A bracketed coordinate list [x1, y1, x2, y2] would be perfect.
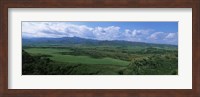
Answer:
[22, 43, 178, 75]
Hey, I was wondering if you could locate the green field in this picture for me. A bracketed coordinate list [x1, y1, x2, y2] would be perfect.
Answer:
[22, 44, 178, 75]
[24, 48, 129, 66]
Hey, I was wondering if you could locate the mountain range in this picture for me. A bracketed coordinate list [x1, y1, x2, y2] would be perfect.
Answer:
[22, 37, 177, 48]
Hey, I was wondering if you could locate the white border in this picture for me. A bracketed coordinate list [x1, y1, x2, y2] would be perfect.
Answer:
[8, 8, 192, 89]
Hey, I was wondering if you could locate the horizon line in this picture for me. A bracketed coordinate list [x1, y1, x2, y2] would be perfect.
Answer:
[22, 36, 178, 46]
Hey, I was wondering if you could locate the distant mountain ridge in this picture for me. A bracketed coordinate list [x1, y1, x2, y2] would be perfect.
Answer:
[22, 37, 177, 48]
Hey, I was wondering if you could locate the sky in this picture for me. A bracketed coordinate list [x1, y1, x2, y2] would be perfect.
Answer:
[22, 22, 178, 45]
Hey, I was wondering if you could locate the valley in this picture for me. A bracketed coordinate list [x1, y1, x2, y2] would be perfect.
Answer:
[22, 37, 178, 75]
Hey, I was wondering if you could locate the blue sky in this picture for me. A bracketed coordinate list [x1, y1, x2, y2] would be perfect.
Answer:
[22, 22, 178, 45]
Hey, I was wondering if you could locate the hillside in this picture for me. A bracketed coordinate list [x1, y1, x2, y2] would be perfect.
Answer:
[22, 36, 178, 75]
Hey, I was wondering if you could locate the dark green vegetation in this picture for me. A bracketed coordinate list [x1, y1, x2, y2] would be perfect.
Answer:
[22, 37, 178, 75]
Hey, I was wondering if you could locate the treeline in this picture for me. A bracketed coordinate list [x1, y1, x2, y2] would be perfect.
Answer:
[58, 47, 177, 62]
[59, 49, 131, 61]
[123, 54, 178, 75]
[23, 49, 53, 74]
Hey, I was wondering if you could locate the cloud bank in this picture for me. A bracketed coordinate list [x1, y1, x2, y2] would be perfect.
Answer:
[22, 22, 178, 45]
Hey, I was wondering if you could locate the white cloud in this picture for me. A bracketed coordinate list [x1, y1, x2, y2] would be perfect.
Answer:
[164, 33, 178, 44]
[165, 33, 177, 39]
[92, 26, 121, 40]
[147, 31, 178, 44]
[22, 22, 150, 41]
[22, 22, 94, 38]
[22, 22, 177, 44]
[125, 29, 136, 36]
[148, 32, 165, 40]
